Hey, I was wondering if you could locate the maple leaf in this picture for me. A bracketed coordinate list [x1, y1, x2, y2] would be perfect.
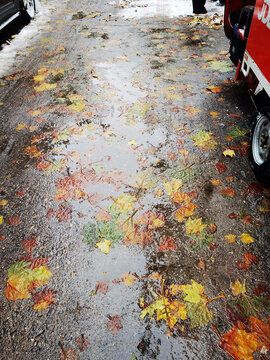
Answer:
[110, 194, 136, 214]
[190, 130, 217, 150]
[223, 149, 236, 157]
[107, 315, 123, 334]
[75, 335, 90, 352]
[211, 179, 220, 186]
[206, 86, 222, 93]
[232, 280, 246, 295]
[148, 272, 162, 282]
[32, 288, 56, 311]
[96, 240, 111, 254]
[162, 178, 183, 196]
[225, 234, 236, 243]
[220, 326, 258, 360]
[250, 316, 270, 350]
[174, 202, 197, 223]
[21, 236, 38, 253]
[227, 125, 248, 139]
[241, 233, 255, 244]
[170, 192, 191, 204]
[5, 262, 53, 301]
[215, 161, 227, 174]
[185, 218, 206, 234]
[242, 183, 263, 197]
[95, 209, 111, 222]
[183, 105, 201, 118]
[59, 346, 79, 360]
[28, 257, 49, 270]
[158, 237, 177, 251]
[8, 215, 20, 226]
[25, 145, 42, 158]
[181, 280, 207, 304]
[157, 301, 187, 328]
[34, 83, 57, 92]
[121, 272, 136, 286]
[95, 280, 109, 294]
[220, 188, 235, 198]
[237, 252, 258, 271]
[185, 301, 213, 328]
[210, 60, 233, 73]
[47, 204, 72, 223]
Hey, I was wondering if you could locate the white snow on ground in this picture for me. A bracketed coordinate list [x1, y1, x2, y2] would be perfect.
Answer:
[118, 0, 224, 19]
[0, 0, 63, 77]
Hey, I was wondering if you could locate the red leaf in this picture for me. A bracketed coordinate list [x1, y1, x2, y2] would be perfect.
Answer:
[215, 162, 227, 174]
[158, 237, 178, 251]
[95, 280, 109, 295]
[47, 204, 72, 223]
[21, 236, 38, 253]
[242, 182, 263, 197]
[36, 161, 50, 172]
[8, 215, 20, 226]
[16, 189, 25, 196]
[253, 284, 269, 296]
[0, 235, 5, 241]
[75, 335, 90, 352]
[250, 316, 270, 350]
[107, 315, 123, 334]
[32, 288, 56, 311]
[220, 188, 235, 198]
[28, 257, 49, 269]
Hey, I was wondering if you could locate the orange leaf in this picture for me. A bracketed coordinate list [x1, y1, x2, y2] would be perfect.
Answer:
[220, 188, 235, 198]
[174, 202, 197, 223]
[220, 326, 258, 360]
[170, 192, 191, 204]
[250, 316, 270, 350]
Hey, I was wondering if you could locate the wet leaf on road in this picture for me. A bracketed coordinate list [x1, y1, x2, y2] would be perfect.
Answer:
[32, 288, 57, 311]
[240, 233, 255, 244]
[75, 335, 90, 352]
[107, 315, 123, 334]
[122, 272, 136, 287]
[231, 280, 246, 296]
[95, 280, 109, 294]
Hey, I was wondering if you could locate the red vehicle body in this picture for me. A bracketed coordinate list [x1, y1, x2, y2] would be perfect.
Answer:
[224, 0, 270, 186]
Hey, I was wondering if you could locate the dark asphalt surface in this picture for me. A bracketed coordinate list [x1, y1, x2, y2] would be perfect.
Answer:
[0, 0, 270, 359]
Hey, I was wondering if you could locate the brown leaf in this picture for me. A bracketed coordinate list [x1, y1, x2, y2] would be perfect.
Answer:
[28, 257, 50, 269]
[95, 280, 109, 295]
[242, 182, 263, 197]
[107, 315, 123, 334]
[59, 347, 79, 360]
[8, 215, 20, 226]
[250, 316, 270, 350]
[158, 237, 178, 251]
[21, 236, 38, 253]
[220, 188, 235, 198]
[215, 162, 227, 174]
[196, 260, 206, 271]
[75, 335, 90, 352]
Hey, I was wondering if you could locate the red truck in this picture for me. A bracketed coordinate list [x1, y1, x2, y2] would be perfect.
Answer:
[224, 0, 270, 186]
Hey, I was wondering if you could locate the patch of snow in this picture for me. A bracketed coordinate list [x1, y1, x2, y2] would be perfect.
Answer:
[0, 0, 64, 77]
[119, 0, 224, 19]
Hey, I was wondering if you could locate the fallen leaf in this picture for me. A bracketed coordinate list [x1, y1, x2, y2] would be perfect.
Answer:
[163, 178, 183, 196]
[225, 234, 236, 243]
[181, 280, 207, 304]
[95, 280, 109, 294]
[206, 86, 222, 93]
[241, 233, 255, 244]
[0, 200, 7, 206]
[215, 162, 227, 174]
[158, 237, 178, 251]
[237, 252, 258, 271]
[95, 209, 112, 222]
[220, 188, 235, 198]
[32, 288, 56, 311]
[250, 316, 270, 350]
[185, 218, 206, 234]
[16, 123, 27, 130]
[107, 315, 123, 334]
[21, 236, 38, 253]
[96, 240, 111, 254]
[8, 215, 20, 226]
[75, 335, 90, 352]
[232, 280, 246, 296]
[34, 83, 57, 92]
[220, 326, 258, 360]
[174, 201, 197, 222]
[59, 347, 79, 360]
[223, 149, 236, 157]
[121, 272, 136, 287]
[211, 179, 220, 186]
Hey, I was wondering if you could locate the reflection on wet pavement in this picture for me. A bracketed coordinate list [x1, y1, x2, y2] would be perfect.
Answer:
[0, 0, 269, 359]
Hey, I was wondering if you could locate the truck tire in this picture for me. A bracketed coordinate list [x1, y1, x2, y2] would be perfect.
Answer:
[249, 108, 270, 187]
[21, 0, 36, 21]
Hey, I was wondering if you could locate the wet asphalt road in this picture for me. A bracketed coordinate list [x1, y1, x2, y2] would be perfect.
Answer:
[0, 0, 270, 359]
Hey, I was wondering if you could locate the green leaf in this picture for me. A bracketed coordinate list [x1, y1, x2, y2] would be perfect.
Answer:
[229, 295, 270, 318]
[7, 261, 31, 278]
[166, 162, 199, 182]
[83, 223, 99, 244]
[186, 301, 213, 328]
[227, 125, 248, 139]
[210, 60, 233, 73]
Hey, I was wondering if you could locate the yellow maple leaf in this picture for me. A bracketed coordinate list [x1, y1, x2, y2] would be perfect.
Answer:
[209, 111, 220, 118]
[170, 284, 183, 295]
[121, 272, 136, 286]
[180, 280, 206, 304]
[33, 75, 46, 82]
[111, 194, 136, 213]
[223, 149, 236, 157]
[16, 124, 27, 130]
[0, 200, 7, 206]
[232, 280, 246, 295]
[211, 179, 220, 186]
[225, 234, 236, 243]
[163, 178, 183, 196]
[174, 202, 197, 223]
[185, 217, 206, 234]
[241, 233, 255, 244]
[34, 83, 57, 92]
[96, 240, 111, 254]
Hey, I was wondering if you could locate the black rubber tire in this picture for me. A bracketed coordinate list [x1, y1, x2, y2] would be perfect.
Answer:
[249, 107, 270, 187]
[20, 0, 36, 21]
